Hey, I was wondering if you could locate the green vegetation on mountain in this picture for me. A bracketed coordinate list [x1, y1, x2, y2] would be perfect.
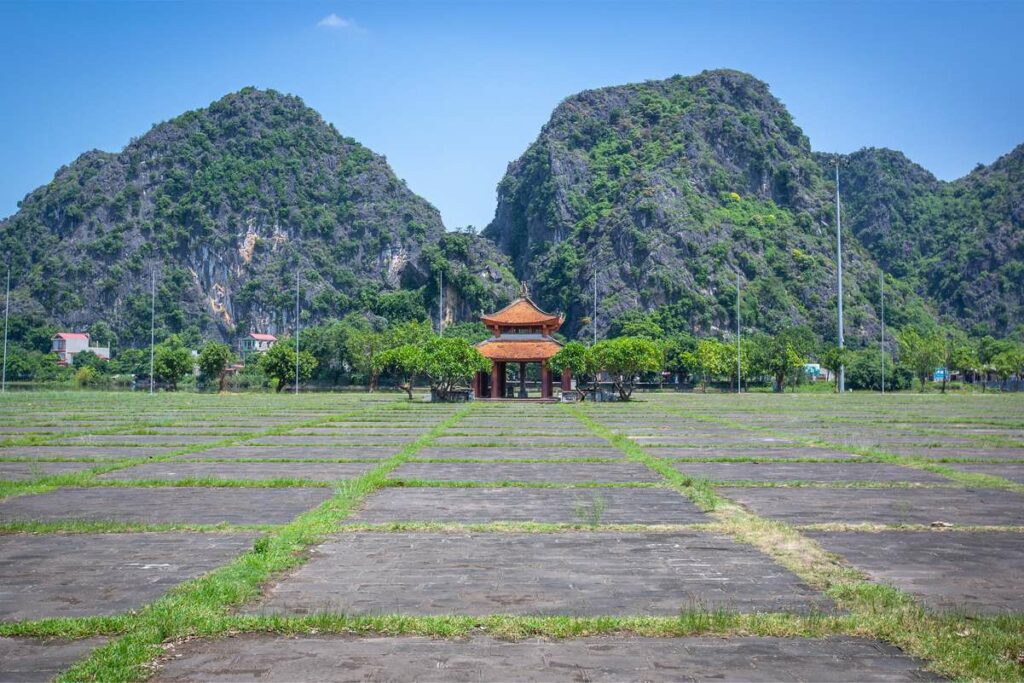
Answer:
[835, 145, 1023, 336]
[0, 87, 515, 353]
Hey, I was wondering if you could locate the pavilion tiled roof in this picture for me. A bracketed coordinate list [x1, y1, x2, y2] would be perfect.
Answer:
[480, 298, 562, 327]
[248, 333, 277, 341]
[54, 332, 89, 341]
[476, 339, 563, 361]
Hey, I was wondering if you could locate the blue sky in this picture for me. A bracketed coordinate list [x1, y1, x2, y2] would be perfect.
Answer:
[1, 1, 1022, 228]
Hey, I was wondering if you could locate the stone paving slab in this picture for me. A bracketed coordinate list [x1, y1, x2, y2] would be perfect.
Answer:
[352, 487, 706, 524]
[389, 462, 661, 483]
[434, 435, 606, 446]
[0, 446, 170, 460]
[153, 635, 940, 682]
[0, 461, 99, 480]
[99, 461, 376, 482]
[290, 427, 423, 435]
[0, 487, 333, 525]
[673, 462, 951, 483]
[179, 446, 396, 460]
[246, 435, 417, 446]
[944, 463, 1024, 484]
[413, 446, 624, 460]
[645, 447, 858, 460]
[0, 637, 108, 681]
[809, 531, 1024, 614]
[719, 487, 1024, 526]
[248, 532, 830, 616]
[0, 533, 254, 620]
[886, 447, 1024, 460]
[52, 435, 222, 445]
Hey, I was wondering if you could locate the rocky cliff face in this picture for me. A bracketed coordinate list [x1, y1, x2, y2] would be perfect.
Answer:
[0, 88, 514, 344]
[484, 70, 926, 341]
[836, 145, 1024, 336]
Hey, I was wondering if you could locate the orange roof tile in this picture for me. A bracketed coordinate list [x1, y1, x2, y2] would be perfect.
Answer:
[476, 339, 563, 361]
[481, 298, 562, 327]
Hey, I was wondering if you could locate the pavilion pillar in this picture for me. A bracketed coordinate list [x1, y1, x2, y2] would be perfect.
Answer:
[561, 368, 572, 392]
[518, 362, 527, 399]
[541, 361, 553, 399]
[490, 362, 501, 399]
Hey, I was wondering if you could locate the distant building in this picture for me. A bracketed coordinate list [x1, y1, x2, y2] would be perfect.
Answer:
[52, 333, 110, 366]
[240, 333, 277, 355]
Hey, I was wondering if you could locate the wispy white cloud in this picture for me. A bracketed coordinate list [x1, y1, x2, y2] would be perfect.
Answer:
[317, 13, 358, 30]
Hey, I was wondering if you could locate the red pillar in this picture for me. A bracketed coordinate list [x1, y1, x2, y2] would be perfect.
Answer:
[541, 362, 553, 399]
[490, 362, 501, 399]
[561, 368, 572, 391]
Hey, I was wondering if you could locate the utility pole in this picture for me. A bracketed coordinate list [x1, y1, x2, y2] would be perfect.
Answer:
[736, 271, 741, 393]
[2, 265, 10, 393]
[295, 269, 300, 395]
[438, 270, 444, 336]
[593, 270, 598, 345]
[835, 159, 845, 393]
[149, 270, 155, 395]
[880, 269, 885, 394]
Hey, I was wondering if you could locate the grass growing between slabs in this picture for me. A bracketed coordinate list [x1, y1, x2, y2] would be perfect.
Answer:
[570, 397, 1024, 681]
[54, 404, 472, 682]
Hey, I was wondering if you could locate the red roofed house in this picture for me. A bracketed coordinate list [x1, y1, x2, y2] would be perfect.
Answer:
[52, 333, 110, 366]
[473, 292, 569, 399]
[240, 333, 278, 356]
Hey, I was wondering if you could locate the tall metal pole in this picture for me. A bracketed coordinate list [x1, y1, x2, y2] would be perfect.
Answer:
[880, 269, 885, 394]
[593, 271, 597, 345]
[736, 271, 741, 393]
[295, 269, 300, 395]
[149, 270, 155, 395]
[2, 266, 10, 393]
[835, 159, 845, 393]
[438, 270, 444, 336]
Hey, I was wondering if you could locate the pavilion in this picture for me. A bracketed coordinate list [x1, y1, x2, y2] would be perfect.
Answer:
[472, 293, 572, 399]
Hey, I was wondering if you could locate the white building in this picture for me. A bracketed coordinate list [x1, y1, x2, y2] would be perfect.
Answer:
[240, 333, 277, 355]
[52, 333, 110, 366]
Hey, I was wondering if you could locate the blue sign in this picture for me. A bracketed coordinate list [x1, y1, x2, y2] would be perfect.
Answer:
[933, 368, 948, 381]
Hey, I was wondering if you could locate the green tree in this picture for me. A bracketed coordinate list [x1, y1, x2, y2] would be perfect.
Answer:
[442, 321, 490, 344]
[153, 335, 193, 391]
[609, 311, 665, 340]
[896, 327, 944, 392]
[818, 345, 852, 392]
[420, 336, 490, 401]
[662, 332, 697, 383]
[258, 338, 318, 392]
[683, 338, 730, 392]
[110, 348, 149, 377]
[198, 341, 235, 392]
[590, 336, 663, 401]
[750, 328, 812, 392]
[375, 344, 426, 399]
[72, 350, 108, 374]
[550, 341, 597, 398]
[344, 322, 386, 391]
[87, 321, 116, 349]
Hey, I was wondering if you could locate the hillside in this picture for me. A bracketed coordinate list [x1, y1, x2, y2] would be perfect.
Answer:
[0, 88, 516, 345]
[483, 70, 936, 343]
[836, 146, 1023, 336]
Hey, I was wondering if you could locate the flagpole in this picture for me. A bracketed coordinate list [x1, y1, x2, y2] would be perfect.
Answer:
[149, 270, 155, 395]
[835, 159, 845, 393]
[2, 266, 10, 393]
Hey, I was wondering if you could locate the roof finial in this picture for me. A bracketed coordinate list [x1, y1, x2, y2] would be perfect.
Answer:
[520, 281, 530, 299]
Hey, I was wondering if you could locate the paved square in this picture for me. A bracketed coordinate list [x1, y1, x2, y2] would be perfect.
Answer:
[352, 487, 707, 524]
[413, 446, 625, 460]
[153, 635, 939, 682]
[645, 446, 859, 460]
[389, 462, 661, 483]
[0, 533, 254, 620]
[809, 531, 1024, 614]
[673, 462, 951, 483]
[718, 487, 1024, 526]
[944, 463, 1024, 484]
[0, 446, 170, 460]
[99, 461, 376, 482]
[248, 532, 831, 616]
[0, 487, 333, 525]
[179, 446, 396, 460]
[0, 461, 99, 480]
[0, 637, 108, 682]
